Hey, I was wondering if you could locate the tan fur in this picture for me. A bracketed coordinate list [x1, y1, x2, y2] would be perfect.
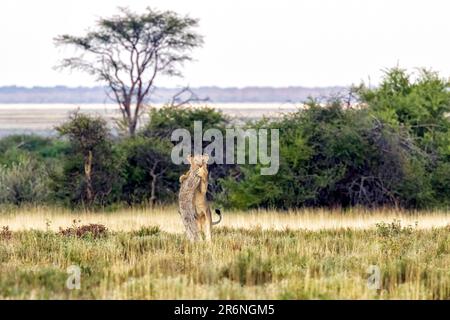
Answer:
[178, 169, 201, 241]
[180, 154, 216, 241]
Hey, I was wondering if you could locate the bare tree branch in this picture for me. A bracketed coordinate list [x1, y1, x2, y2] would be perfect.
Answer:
[55, 7, 203, 136]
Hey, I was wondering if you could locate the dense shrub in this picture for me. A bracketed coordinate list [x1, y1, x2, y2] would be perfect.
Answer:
[119, 136, 178, 205]
[0, 158, 50, 205]
[124, 105, 235, 202]
[0, 67, 447, 211]
[143, 105, 229, 140]
[221, 99, 437, 209]
[358, 68, 450, 147]
[54, 112, 123, 208]
[359, 67, 450, 207]
[0, 135, 67, 163]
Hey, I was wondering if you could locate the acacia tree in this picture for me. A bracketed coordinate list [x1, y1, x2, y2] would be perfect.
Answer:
[55, 7, 203, 136]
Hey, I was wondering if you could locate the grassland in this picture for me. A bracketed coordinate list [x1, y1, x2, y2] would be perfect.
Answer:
[0, 207, 449, 299]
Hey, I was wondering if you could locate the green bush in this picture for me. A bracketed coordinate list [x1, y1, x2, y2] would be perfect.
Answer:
[137, 105, 235, 200]
[358, 67, 450, 207]
[54, 112, 123, 208]
[0, 135, 68, 166]
[119, 136, 179, 205]
[0, 158, 50, 205]
[221, 99, 435, 209]
[0, 67, 447, 211]
[221, 67, 450, 210]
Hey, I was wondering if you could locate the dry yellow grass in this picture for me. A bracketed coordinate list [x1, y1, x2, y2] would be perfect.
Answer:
[0, 206, 449, 233]
[1, 206, 449, 299]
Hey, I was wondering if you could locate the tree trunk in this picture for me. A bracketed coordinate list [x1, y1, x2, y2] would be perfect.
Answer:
[128, 117, 137, 136]
[84, 150, 94, 205]
[149, 172, 157, 208]
[125, 101, 140, 136]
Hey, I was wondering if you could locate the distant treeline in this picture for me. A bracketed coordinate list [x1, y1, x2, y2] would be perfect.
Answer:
[0, 67, 448, 211]
[0, 85, 344, 103]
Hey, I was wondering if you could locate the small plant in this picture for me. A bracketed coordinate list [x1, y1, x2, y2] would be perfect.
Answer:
[59, 221, 108, 239]
[375, 219, 415, 237]
[220, 249, 273, 286]
[132, 226, 161, 237]
[45, 219, 52, 231]
[0, 226, 12, 240]
[375, 219, 417, 257]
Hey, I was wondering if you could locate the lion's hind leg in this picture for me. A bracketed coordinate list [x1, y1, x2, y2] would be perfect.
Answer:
[203, 208, 212, 241]
[196, 212, 207, 240]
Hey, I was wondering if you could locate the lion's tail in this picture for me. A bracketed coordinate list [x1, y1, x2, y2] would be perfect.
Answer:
[212, 208, 222, 225]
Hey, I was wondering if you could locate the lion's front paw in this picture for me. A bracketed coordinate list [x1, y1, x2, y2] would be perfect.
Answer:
[179, 174, 189, 183]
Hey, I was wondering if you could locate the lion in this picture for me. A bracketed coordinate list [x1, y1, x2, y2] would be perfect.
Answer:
[179, 154, 221, 240]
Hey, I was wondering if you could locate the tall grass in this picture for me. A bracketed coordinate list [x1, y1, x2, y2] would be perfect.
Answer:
[0, 207, 449, 299]
[0, 206, 449, 232]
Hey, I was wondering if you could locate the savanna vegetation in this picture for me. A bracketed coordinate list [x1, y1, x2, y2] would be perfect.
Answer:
[0, 215, 449, 299]
[1, 6, 448, 301]
[0, 67, 448, 211]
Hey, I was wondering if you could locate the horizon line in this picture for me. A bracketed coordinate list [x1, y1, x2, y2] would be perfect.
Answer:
[0, 84, 350, 90]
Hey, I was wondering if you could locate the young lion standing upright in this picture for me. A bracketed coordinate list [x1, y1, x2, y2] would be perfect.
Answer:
[179, 154, 221, 240]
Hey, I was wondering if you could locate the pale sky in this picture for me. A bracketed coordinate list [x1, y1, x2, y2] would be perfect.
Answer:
[0, 0, 449, 88]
